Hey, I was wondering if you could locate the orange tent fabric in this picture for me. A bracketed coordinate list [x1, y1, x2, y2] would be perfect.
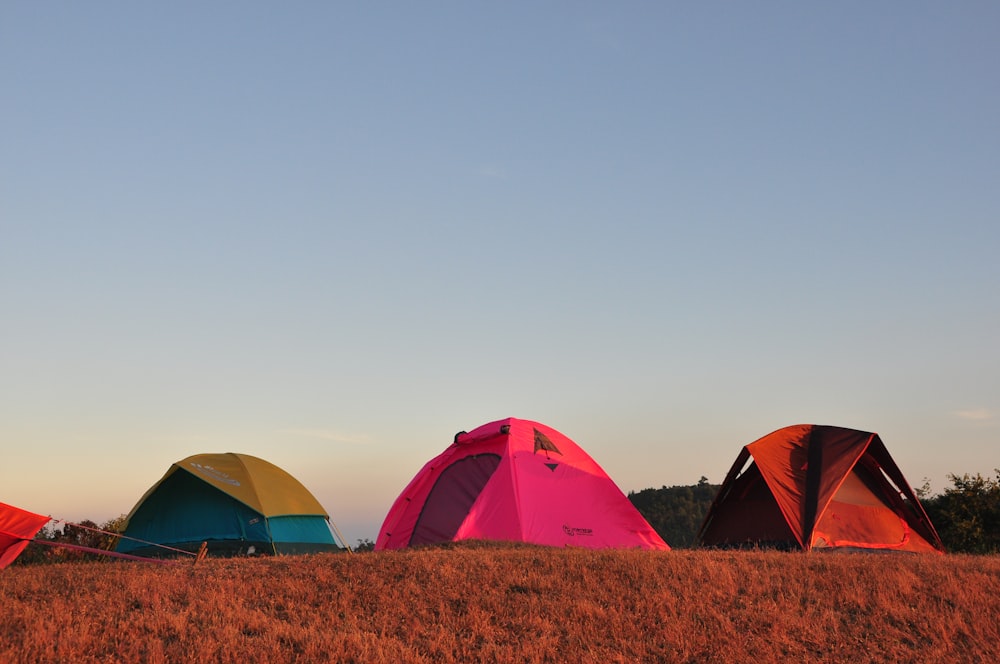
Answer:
[697, 425, 944, 553]
[0, 502, 50, 569]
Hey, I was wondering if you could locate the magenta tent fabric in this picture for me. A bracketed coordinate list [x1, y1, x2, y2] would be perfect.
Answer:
[376, 417, 669, 551]
[0, 502, 50, 569]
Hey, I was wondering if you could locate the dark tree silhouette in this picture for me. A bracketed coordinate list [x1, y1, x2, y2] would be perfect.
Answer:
[922, 470, 1000, 554]
[628, 477, 720, 548]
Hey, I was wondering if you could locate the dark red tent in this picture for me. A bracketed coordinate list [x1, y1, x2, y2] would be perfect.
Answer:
[697, 424, 944, 553]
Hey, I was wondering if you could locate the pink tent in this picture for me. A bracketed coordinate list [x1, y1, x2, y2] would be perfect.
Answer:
[376, 417, 669, 551]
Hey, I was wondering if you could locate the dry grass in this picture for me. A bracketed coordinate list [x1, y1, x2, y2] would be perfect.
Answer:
[2, 544, 999, 663]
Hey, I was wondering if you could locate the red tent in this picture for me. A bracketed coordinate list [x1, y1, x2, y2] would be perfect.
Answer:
[0, 502, 51, 569]
[376, 417, 669, 551]
[697, 424, 944, 553]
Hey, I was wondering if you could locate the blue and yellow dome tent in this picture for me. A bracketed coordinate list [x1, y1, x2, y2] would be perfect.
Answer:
[116, 453, 344, 556]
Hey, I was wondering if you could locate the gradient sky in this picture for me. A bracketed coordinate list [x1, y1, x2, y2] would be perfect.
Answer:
[2, 3, 997, 543]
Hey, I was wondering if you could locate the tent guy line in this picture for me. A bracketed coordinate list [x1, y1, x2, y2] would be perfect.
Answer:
[0, 502, 203, 569]
[49, 518, 201, 558]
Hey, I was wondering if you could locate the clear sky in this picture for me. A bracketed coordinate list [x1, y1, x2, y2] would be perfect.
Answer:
[2, 3, 997, 544]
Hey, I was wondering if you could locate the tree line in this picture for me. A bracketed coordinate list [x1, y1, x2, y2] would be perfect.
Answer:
[918, 472, 1000, 554]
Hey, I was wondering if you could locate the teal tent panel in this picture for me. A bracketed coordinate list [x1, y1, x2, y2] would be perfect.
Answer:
[117, 469, 269, 554]
[268, 515, 335, 544]
[268, 515, 341, 553]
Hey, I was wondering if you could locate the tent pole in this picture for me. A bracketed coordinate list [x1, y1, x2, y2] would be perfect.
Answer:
[329, 519, 352, 553]
[264, 517, 278, 556]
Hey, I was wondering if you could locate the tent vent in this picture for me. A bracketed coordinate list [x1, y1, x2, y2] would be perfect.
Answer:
[533, 429, 562, 456]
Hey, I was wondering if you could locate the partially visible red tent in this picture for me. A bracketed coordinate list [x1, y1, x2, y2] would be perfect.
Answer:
[0, 502, 50, 569]
[697, 424, 944, 553]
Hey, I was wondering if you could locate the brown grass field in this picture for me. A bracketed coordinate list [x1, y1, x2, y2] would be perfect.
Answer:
[2, 543, 999, 663]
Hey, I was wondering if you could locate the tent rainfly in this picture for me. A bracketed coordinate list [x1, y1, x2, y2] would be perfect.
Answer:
[0, 502, 50, 569]
[697, 424, 944, 553]
[376, 417, 669, 551]
[117, 453, 343, 556]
